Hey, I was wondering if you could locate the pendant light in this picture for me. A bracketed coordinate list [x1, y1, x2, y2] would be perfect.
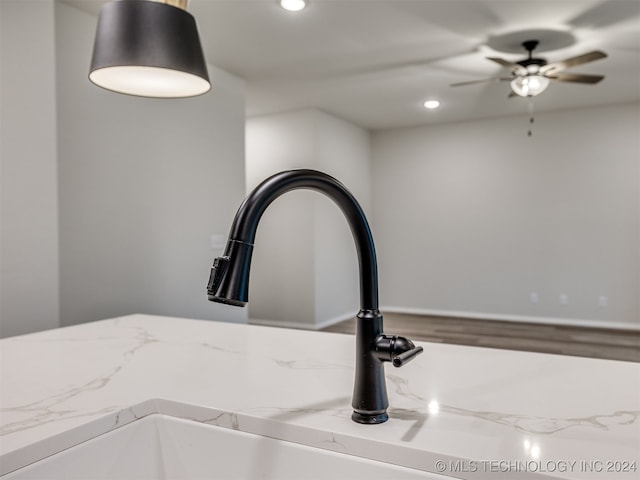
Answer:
[89, 0, 210, 98]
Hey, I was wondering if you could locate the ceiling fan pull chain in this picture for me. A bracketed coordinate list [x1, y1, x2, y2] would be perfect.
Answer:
[528, 99, 535, 137]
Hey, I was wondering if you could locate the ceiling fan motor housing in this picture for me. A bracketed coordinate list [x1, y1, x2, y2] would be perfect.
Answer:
[517, 40, 547, 69]
[517, 58, 547, 68]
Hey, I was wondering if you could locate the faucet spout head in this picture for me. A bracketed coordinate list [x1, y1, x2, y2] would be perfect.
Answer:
[206, 240, 253, 307]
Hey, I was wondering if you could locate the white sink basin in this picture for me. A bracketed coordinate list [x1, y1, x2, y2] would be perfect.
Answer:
[5, 414, 437, 479]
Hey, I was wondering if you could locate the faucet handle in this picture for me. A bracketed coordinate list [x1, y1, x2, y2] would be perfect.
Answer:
[374, 335, 424, 367]
[392, 345, 424, 367]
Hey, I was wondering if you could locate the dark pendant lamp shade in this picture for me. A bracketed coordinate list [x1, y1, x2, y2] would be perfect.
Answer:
[89, 0, 210, 98]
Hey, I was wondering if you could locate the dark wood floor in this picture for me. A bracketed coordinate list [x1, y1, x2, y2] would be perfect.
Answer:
[322, 312, 640, 362]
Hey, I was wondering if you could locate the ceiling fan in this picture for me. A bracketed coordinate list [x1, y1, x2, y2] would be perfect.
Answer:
[451, 40, 607, 97]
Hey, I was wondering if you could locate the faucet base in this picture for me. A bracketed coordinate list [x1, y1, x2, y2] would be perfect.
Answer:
[351, 411, 389, 424]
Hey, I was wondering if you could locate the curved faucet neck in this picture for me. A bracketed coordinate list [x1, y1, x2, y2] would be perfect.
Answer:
[226, 169, 379, 311]
[208, 168, 424, 425]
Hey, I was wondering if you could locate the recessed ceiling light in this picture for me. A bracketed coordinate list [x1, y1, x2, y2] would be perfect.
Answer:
[280, 0, 308, 12]
[423, 100, 440, 109]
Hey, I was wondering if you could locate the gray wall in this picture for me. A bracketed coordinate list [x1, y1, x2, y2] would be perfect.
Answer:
[1, 1, 248, 338]
[246, 109, 371, 328]
[245, 110, 315, 327]
[55, 2, 247, 327]
[372, 104, 640, 327]
[314, 111, 371, 325]
[0, 0, 60, 337]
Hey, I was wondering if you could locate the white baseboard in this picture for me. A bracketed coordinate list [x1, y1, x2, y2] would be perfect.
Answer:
[382, 306, 640, 331]
[250, 307, 640, 332]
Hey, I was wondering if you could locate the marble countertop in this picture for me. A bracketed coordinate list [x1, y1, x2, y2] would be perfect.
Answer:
[1, 314, 638, 479]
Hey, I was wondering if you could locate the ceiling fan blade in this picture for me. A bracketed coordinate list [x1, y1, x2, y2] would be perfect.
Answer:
[546, 72, 605, 84]
[540, 51, 607, 73]
[450, 77, 512, 87]
[486, 57, 517, 68]
[486, 57, 526, 74]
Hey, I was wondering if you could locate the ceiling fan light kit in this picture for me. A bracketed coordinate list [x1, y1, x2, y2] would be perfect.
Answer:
[510, 75, 550, 97]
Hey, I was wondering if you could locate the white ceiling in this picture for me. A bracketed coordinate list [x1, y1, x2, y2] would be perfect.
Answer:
[65, 0, 640, 130]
